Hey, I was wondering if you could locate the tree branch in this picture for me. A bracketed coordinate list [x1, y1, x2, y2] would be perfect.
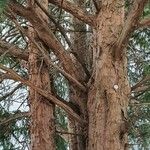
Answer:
[131, 75, 150, 91]
[8, 0, 80, 79]
[35, 0, 72, 50]
[0, 112, 29, 126]
[35, 0, 90, 78]
[0, 64, 85, 124]
[9, 15, 86, 92]
[49, 0, 95, 26]
[0, 39, 28, 60]
[92, 0, 101, 12]
[130, 103, 150, 106]
[132, 85, 150, 93]
[115, 0, 148, 59]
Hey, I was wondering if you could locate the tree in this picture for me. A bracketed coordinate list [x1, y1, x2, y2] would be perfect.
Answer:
[0, 0, 150, 150]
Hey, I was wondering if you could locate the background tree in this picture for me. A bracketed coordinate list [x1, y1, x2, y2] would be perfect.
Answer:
[0, 0, 150, 150]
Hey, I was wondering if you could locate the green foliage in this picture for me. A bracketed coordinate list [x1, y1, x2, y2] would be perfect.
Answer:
[143, 64, 150, 76]
[0, 107, 29, 149]
[0, 0, 8, 14]
[128, 27, 150, 148]
[56, 108, 68, 130]
[143, 1, 150, 17]
[56, 135, 68, 150]
[53, 74, 69, 148]
[128, 28, 150, 84]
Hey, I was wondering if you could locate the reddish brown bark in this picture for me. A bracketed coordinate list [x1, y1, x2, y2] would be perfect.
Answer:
[5, 0, 148, 150]
[29, 59, 55, 150]
[28, 1, 55, 150]
[87, 1, 130, 149]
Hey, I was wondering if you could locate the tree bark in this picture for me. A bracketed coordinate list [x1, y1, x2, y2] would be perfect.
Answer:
[28, 0, 55, 149]
[3, 0, 148, 149]
[87, 1, 130, 149]
[29, 55, 55, 150]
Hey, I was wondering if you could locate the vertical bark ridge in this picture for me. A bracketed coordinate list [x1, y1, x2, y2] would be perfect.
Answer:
[28, 0, 55, 149]
[87, 0, 130, 149]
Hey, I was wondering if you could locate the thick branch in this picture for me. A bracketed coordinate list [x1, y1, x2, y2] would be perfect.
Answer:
[49, 0, 95, 26]
[0, 64, 84, 124]
[35, 0, 90, 78]
[35, 0, 72, 49]
[8, 0, 79, 79]
[0, 40, 28, 60]
[9, 16, 86, 91]
[115, 0, 148, 58]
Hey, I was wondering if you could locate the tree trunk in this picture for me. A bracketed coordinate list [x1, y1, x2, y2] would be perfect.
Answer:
[87, 1, 130, 149]
[28, 0, 55, 149]
[29, 53, 55, 150]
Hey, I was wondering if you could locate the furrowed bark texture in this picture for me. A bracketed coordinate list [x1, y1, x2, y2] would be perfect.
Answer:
[28, 0, 55, 149]
[87, 1, 130, 150]
[29, 52, 55, 150]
